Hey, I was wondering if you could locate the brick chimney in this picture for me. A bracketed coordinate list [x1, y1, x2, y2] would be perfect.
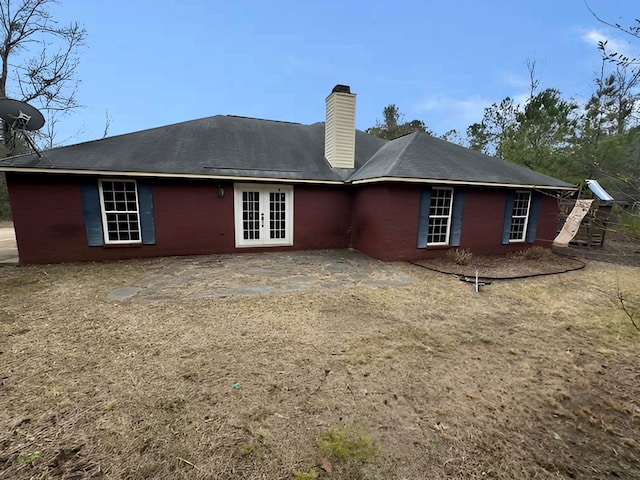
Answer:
[325, 85, 356, 168]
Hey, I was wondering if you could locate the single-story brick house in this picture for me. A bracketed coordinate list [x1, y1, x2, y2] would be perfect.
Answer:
[0, 85, 575, 265]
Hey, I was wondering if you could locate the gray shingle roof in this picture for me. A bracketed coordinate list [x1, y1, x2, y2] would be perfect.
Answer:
[3, 116, 384, 182]
[349, 132, 573, 188]
[0, 114, 574, 189]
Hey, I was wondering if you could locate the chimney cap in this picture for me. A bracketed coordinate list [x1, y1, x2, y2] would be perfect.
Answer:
[331, 84, 351, 94]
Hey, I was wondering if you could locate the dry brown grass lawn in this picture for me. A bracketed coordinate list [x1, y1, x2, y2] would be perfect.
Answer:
[0, 254, 639, 479]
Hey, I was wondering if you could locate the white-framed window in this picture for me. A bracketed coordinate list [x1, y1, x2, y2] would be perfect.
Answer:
[98, 179, 141, 244]
[427, 188, 453, 245]
[234, 184, 293, 247]
[509, 191, 531, 242]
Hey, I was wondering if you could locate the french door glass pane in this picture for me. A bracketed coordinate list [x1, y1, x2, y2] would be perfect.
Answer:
[242, 191, 260, 240]
[269, 192, 286, 239]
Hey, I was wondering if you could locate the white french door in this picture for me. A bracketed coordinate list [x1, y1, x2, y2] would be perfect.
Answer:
[234, 184, 293, 247]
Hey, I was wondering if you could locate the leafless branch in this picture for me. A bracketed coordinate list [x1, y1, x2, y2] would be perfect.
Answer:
[584, 1, 640, 41]
[0, 0, 85, 149]
[103, 109, 111, 139]
[615, 275, 640, 331]
[526, 58, 539, 100]
[596, 275, 640, 333]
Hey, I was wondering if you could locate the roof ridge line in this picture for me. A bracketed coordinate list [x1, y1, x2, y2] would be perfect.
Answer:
[225, 115, 302, 125]
[346, 132, 416, 182]
[387, 132, 419, 176]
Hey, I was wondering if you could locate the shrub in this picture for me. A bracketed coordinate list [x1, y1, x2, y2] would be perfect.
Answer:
[446, 248, 473, 265]
[511, 246, 552, 261]
[319, 424, 380, 464]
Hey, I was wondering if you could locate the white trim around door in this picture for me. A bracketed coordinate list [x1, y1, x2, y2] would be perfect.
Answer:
[233, 183, 294, 247]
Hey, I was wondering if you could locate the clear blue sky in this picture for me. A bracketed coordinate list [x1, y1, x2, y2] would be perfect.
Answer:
[34, 0, 640, 146]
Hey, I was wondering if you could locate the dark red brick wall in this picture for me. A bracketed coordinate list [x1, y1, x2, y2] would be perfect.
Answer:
[7, 174, 89, 264]
[293, 185, 352, 249]
[351, 184, 562, 261]
[459, 188, 560, 253]
[6, 174, 352, 264]
[152, 180, 234, 255]
[351, 184, 388, 258]
[6, 173, 562, 264]
[535, 194, 562, 247]
[351, 183, 421, 261]
[458, 188, 507, 253]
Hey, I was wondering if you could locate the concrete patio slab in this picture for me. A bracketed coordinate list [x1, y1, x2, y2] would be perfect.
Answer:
[110, 249, 416, 302]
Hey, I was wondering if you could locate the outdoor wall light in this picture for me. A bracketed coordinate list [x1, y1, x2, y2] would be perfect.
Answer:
[217, 184, 225, 198]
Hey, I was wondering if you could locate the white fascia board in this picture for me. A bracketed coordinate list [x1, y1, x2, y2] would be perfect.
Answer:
[0, 167, 345, 185]
[351, 176, 577, 191]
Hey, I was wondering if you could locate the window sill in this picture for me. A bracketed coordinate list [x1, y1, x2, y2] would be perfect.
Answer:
[423, 244, 452, 250]
[103, 243, 143, 249]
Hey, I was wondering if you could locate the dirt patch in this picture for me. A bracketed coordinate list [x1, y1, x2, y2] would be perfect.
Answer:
[415, 246, 586, 279]
[560, 233, 640, 268]
[416, 236, 640, 279]
[0, 252, 639, 479]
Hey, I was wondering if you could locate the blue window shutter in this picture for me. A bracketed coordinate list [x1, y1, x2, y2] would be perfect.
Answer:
[526, 192, 542, 244]
[81, 182, 104, 247]
[138, 184, 156, 245]
[501, 191, 516, 245]
[450, 190, 465, 246]
[416, 188, 432, 248]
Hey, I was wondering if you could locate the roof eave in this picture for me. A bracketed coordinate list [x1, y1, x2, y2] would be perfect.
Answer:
[350, 176, 577, 191]
[0, 166, 578, 191]
[0, 166, 345, 185]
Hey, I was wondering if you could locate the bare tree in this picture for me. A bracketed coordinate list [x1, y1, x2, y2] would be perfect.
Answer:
[0, 0, 85, 149]
[526, 57, 540, 100]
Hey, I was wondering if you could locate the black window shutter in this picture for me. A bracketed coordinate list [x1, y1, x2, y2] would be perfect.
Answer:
[526, 192, 542, 244]
[501, 191, 516, 245]
[449, 190, 465, 247]
[138, 184, 156, 245]
[80, 182, 104, 247]
[416, 188, 432, 248]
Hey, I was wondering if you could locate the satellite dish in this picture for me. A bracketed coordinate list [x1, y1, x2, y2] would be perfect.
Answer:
[0, 98, 46, 158]
[0, 98, 45, 131]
